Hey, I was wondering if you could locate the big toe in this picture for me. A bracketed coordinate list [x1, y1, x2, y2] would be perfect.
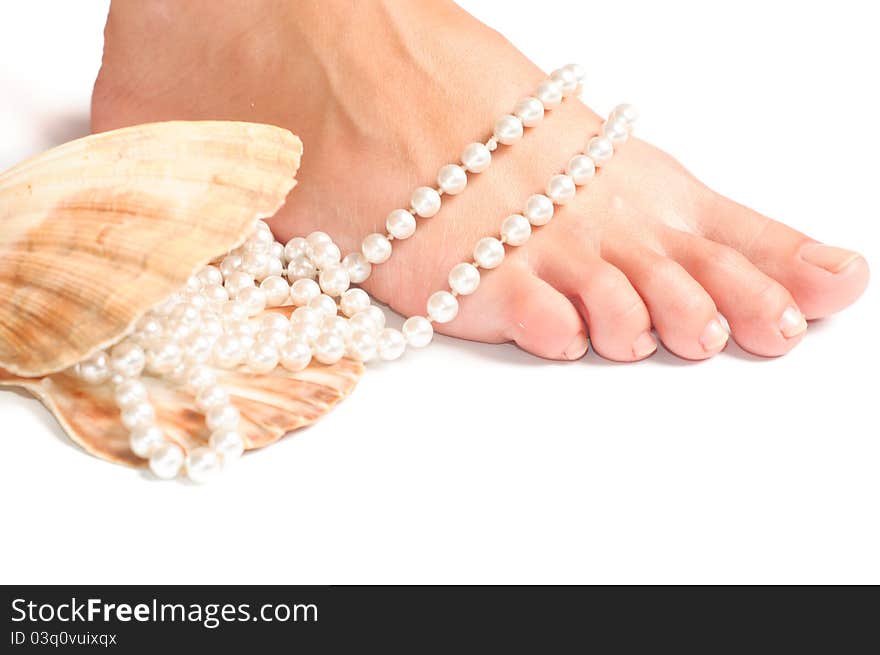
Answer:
[702, 195, 869, 319]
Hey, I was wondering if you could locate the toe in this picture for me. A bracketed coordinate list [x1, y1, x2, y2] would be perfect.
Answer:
[661, 229, 807, 356]
[540, 253, 655, 361]
[604, 243, 727, 359]
[465, 268, 587, 360]
[701, 194, 869, 319]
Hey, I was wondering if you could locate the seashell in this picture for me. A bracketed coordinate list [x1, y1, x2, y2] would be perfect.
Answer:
[0, 120, 365, 470]
[0, 120, 302, 377]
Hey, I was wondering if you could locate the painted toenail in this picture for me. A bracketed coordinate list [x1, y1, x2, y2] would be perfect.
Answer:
[800, 243, 861, 274]
[564, 332, 589, 360]
[632, 331, 657, 359]
[700, 316, 729, 352]
[779, 306, 807, 338]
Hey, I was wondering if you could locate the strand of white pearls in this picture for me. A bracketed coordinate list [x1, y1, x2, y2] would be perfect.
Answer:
[67, 69, 635, 485]
[422, 103, 638, 325]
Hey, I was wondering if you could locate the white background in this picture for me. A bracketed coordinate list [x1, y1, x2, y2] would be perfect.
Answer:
[1, 1, 877, 584]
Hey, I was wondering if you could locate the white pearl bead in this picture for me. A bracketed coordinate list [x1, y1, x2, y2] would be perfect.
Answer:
[411, 186, 442, 218]
[197, 265, 223, 287]
[149, 442, 184, 479]
[561, 62, 586, 84]
[209, 429, 245, 464]
[493, 114, 524, 145]
[220, 299, 248, 325]
[260, 275, 290, 306]
[535, 80, 563, 108]
[566, 154, 596, 185]
[78, 351, 111, 385]
[340, 288, 371, 317]
[114, 378, 148, 409]
[186, 365, 216, 391]
[237, 286, 267, 316]
[206, 404, 240, 432]
[184, 333, 215, 364]
[246, 342, 279, 373]
[318, 263, 350, 297]
[109, 341, 145, 378]
[270, 241, 285, 262]
[461, 142, 491, 173]
[513, 96, 544, 127]
[241, 250, 269, 278]
[224, 271, 254, 297]
[289, 321, 320, 344]
[186, 446, 221, 484]
[259, 327, 290, 350]
[196, 384, 230, 411]
[437, 164, 467, 195]
[313, 332, 346, 365]
[348, 310, 382, 334]
[310, 241, 342, 270]
[448, 263, 480, 295]
[279, 339, 312, 371]
[287, 255, 316, 280]
[219, 254, 242, 278]
[283, 237, 309, 262]
[290, 278, 321, 306]
[261, 312, 290, 333]
[524, 194, 555, 226]
[386, 209, 417, 239]
[550, 67, 579, 96]
[361, 233, 392, 264]
[347, 328, 377, 362]
[363, 306, 386, 331]
[212, 334, 245, 368]
[291, 305, 324, 329]
[402, 316, 433, 348]
[546, 174, 576, 204]
[129, 425, 165, 458]
[500, 214, 532, 246]
[308, 293, 339, 317]
[610, 103, 639, 128]
[601, 117, 630, 146]
[120, 400, 156, 431]
[146, 341, 183, 375]
[322, 315, 350, 341]
[203, 283, 229, 306]
[342, 252, 372, 284]
[377, 328, 406, 361]
[427, 290, 459, 323]
[306, 231, 332, 251]
[473, 237, 505, 269]
[586, 135, 614, 164]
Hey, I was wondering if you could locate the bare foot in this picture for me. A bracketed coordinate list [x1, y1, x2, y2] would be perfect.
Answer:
[92, 0, 868, 361]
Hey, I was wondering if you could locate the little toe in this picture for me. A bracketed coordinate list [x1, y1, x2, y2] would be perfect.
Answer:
[540, 253, 655, 361]
[477, 269, 587, 360]
[661, 229, 807, 356]
[701, 195, 869, 319]
[604, 243, 727, 360]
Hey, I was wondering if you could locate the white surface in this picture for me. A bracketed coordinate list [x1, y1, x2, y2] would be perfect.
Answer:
[1, 1, 878, 584]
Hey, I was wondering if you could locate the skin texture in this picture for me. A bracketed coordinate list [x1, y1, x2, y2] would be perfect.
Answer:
[92, 0, 869, 362]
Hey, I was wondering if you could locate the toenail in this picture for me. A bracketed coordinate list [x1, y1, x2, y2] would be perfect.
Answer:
[564, 332, 589, 360]
[700, 315, 729, 352]
[632, 331, 657, 359]
[779, 306, 807, 338]
[800, 243, 861, 274]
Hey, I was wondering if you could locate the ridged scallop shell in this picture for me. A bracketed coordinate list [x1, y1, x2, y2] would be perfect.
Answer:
[0, 121, 365, 467]
[0, 120, 302, 377]
[0, 307, 362, 467]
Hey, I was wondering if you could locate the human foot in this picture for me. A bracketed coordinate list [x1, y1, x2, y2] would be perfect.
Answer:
[92, 0, 868, 361]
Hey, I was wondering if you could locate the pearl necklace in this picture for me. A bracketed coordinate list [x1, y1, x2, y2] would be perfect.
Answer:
[71, 64, 637, 483]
